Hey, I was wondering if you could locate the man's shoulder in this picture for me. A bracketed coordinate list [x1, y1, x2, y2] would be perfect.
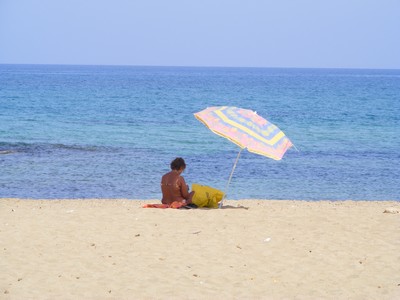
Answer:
[161, 172, 170, 181]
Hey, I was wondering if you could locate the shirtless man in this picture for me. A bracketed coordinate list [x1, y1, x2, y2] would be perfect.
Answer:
[161, 157, 195, 205]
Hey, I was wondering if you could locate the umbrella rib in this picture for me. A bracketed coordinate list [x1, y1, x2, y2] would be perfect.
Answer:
[194, 114, 246, 148]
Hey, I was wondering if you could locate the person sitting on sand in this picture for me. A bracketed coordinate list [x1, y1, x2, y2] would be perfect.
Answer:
[161, 157, 195, 205]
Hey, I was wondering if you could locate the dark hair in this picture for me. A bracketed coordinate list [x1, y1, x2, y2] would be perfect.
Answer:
[170, 157, 186, 171]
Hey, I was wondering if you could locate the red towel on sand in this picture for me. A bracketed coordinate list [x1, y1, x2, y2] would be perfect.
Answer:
[142, 201, 186, 209]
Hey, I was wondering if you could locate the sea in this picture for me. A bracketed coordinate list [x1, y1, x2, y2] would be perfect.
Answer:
[1, 64, 399, 201]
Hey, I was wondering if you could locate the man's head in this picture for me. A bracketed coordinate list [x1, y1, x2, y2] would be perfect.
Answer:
[170, 157, 186, 171]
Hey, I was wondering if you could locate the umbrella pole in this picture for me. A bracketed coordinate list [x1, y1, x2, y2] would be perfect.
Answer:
[219, 148, 243, 208]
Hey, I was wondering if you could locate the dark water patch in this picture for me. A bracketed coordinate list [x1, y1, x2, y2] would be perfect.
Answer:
[0, 150, 15, 155]
[53, 144, 103, 152]
[0, 142, 117, 154]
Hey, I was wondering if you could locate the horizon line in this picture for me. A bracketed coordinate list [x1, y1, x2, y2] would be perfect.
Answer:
[1, 62, 399, 71]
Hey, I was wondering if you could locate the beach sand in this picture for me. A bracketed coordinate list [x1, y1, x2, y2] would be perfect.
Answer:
[1, 198, 399, 299]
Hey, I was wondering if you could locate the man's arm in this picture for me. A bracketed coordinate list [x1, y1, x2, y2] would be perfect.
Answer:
[179, 176, 190, 200]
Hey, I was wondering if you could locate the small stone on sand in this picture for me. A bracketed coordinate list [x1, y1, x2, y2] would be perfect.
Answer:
[383, 208, 399, 214]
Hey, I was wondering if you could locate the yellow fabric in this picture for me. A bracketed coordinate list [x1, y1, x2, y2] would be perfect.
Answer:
[191, 183, 225, 208]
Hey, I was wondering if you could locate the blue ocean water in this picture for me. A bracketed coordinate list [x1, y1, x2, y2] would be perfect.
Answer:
[0, 64, 399, 200]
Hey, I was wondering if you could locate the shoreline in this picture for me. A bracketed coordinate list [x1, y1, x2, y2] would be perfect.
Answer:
[1, 198, 399, 202]
[1, 198, 399, 299]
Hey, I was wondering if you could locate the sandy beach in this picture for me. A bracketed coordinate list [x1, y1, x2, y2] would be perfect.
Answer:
[1, 198, 399, 299]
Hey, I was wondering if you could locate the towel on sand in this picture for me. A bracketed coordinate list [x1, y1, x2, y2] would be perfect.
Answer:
[143, 201, 186, 209]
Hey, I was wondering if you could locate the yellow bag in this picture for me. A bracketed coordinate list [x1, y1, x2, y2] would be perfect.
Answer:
[191, 183, 225, 208]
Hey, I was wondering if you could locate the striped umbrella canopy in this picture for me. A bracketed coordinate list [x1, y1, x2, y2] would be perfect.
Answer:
[194, 106, 293, 206]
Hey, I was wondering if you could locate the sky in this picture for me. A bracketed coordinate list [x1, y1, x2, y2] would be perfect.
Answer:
[0, 0, 399, 69]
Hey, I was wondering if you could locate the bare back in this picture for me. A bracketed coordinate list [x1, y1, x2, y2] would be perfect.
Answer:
[161, 171, 190, 205]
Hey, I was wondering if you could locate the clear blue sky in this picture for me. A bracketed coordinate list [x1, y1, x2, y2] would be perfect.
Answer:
[1, 0, 399, 68]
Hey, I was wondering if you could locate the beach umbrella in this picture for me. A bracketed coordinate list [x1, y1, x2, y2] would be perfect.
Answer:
[194, 106, 294, 207]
